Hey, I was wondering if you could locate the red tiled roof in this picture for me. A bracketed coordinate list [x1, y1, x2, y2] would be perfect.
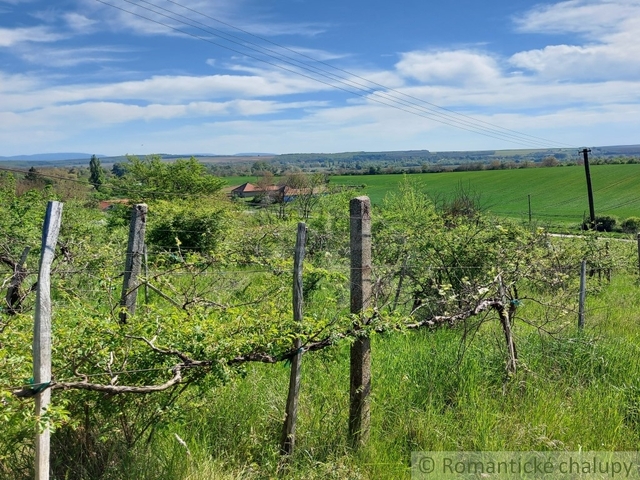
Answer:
[98, 199, 130, 210]
[231, 183, 281, 194]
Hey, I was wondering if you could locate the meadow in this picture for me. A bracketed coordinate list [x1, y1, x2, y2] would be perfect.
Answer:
[101, 274, 640, 480]
[2, 161, 640, 480]
[226, 163, 640, 228]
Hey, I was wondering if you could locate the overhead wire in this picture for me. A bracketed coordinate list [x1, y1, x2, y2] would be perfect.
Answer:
[132, 0, 571, 149]
[94, 0, 573, 149]
[159, 0, 575, 150]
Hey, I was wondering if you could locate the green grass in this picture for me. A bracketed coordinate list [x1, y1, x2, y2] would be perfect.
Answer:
[330, 165, 640, 225]
[224, 165, 640, 227]
[116, 274, 640, 480]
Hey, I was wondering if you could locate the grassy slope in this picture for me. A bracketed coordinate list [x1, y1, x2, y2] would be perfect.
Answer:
[330, 165, 640, 224]
[225, 164, 640, 226]
[120, 274, 640, 480]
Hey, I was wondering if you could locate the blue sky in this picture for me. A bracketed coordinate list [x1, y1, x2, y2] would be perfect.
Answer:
[1, 0, 639, 156]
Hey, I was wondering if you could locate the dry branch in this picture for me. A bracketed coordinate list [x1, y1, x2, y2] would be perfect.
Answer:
[2, 247, 31, 314]
[14, 367, 183, 398]
[13, 296, 509, 398]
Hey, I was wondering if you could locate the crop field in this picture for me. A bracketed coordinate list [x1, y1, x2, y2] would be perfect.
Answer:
[226, 164, 640, 228]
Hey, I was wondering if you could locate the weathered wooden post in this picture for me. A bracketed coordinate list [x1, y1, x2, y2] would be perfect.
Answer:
[280, 222, 306, 455]
[578, 260, 587, 329]
[349, 196, 372, 448]
[119, 204, 147, 323]
[34, 201, 63, 480]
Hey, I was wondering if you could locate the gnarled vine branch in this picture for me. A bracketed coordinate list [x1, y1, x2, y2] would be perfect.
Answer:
[13, 296, 511, 398]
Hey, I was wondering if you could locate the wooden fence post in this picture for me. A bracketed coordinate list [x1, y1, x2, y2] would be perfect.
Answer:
[349, 196, 372, 448]
[280, 222, 306, 455]
[578, 260, 587, 330]
[34, 201, 63, 480]
[119, 204, 147, 323]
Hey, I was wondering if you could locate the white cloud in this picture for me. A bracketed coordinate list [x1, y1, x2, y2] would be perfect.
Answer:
[0, 96, 328, 130]
[0, 68, 335, 113]
[63, 12, 97, 32]
[20, 45, 128, 67]
[73, 0, 324, 40]
[513, 0, 640, 38]
[0, 26, 62, 46]
[511, 1, 640, 80]
[74, 0, 213, 37]
[238, 21, 328, 38]
[0, 71, 41, 92]
[278, 46, 349, 62]
[395, 50, 501, 86]
[509, 39, 640, 80]
[0, 0, 38, 4]
[399, 76, 640, 113]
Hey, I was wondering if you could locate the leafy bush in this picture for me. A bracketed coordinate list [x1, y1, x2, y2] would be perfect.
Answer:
[621, 217, 640, 234]
[582, 215, 618, 232]
[147, 200, 229, 253]
[113, 155, 225, 202]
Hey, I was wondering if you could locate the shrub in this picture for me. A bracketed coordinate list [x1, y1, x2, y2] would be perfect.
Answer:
[582, 215, 618, 232]
[147, 200, 228, 253]
[621, 217, 640, 234]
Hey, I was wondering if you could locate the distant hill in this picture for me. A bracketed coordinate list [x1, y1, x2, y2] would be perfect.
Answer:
[234, 152, 276, 157]
[0, 153, 101, 162]
[592, 145, 640, 155]
[2, 145, 639, 170]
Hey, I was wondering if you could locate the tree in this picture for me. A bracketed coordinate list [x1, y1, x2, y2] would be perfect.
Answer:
[111, 163, 127, 177]
[114, 155, 225, 201]
[284, 172, 327, 220]
[89, 154, 105, 188]
[252, 160, 272, 175]
[256, 171, 274, 192]
[25, 166, 40, 182]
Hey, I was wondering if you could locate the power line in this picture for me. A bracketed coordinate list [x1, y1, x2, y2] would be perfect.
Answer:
[0, 165, 233, 197]
[94, 0, 573, 149]
[157, 0, 576, 150]
[132, 0, 569, 149]
[165, 0, 577, 148]
[0, 165, 98, 187]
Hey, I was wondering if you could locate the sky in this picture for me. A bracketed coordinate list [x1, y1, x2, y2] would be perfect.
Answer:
[1, 0, 640, 156]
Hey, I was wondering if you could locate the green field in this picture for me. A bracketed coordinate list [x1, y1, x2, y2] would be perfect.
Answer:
[225, 164, 640, 227]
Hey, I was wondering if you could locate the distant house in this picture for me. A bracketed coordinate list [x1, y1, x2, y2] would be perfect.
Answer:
[230, 183, 279, 198]
[229, 182, 326, 202]
[98, 199, 130, 211]
[230, 182, 259, 198]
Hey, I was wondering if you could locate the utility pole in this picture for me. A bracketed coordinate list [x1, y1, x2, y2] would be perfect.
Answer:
[581, 148, 596, 229]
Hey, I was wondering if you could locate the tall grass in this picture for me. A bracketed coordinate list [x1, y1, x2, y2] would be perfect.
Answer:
[115, 274, 640, 479]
